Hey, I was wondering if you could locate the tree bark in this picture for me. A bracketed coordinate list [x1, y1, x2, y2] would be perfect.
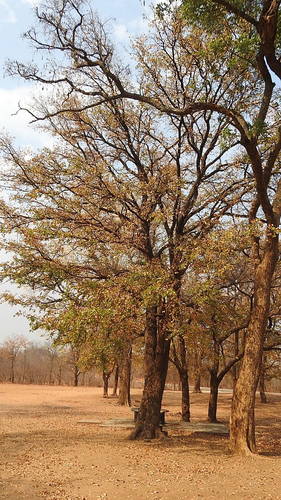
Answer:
[208, 336, 220, 422]
[118, 344, 132, 406]
[230, 234, 278, 454]
[178, 336, 190, 422]
[22, 349, 27, 384]
[193, 348, 202, 393]
[57, 365, 62, 386]
[208, 371, 219, 423]
[112, 364, 119, 397]
[102, 371, 110, 397]
[180, 368, 190, 422]
[73, 365, 80, 387]
[231, 331, 239, 388]
[129, 305, 170, 439]
[10, 357, 15, 383]
[259, 355, 267, 403]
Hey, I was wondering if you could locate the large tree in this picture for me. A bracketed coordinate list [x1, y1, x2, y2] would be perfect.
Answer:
[0, 0, 254, 440]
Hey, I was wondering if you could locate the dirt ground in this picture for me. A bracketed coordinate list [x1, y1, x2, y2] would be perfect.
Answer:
[1, 384, 281, 500]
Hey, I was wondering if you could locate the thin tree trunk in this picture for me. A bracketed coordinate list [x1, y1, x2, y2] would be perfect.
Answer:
[193, 348, 202, 393]
[231, 331, 239, 389]
[208, 338, 220, 423]
[103, 371, 110, 397]
[230, 236, 278, 455]
[10, 358, 15, 383]
[112, 364, 119, 397]
[118, 345, 132, 406]
[22, 349, 27, 384]
[57, 365, 62, 386]
[178, 336, 190, 422]
[208, 371, 219, 423]
[180, 369, 190, 422]
[73, 365, 79, 387]
[129, 305, 170, 440]
[193, 374, 201, 393]
[259, 355, 267, 403]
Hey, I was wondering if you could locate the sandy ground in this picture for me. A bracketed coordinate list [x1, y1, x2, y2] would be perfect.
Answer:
[1, 384, 281, 500]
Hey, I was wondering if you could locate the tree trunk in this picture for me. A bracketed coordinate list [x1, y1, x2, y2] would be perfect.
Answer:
[230, 236, 278, 455]
[208, 371, 219, 423]
[57, 365, 62, 386]
[259, 355, 267, 403]
[48, 359, 54, 385]
[180, 369, 190, 422]
[118, 345, 132, 406]
[112, 364, 119, 397]
[208, 338, 220, 423]
[10, 358, 15, 383]
[73, 365, 80, 387]
[103, 371, 110, 397]
[129, 305, 170, 440]
[231, 331, 239, 389]
[22, 350, 27, 384]
[193, 348, 202, 393]
[193, 374, 201, 393]
[178, 336, 190, 422]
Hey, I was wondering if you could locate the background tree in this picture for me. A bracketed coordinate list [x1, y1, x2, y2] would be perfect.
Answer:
[2, 335, 29, 383]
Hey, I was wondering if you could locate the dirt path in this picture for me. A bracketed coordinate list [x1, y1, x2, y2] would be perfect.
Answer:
[1, 384, 281, 499]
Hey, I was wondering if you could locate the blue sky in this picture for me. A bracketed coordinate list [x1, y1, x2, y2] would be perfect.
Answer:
[0, 0, 155, 343]
[0, 0, 154, 146]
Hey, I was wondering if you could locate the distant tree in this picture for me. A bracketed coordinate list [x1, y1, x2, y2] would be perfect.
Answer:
[2, 335, 29, 383]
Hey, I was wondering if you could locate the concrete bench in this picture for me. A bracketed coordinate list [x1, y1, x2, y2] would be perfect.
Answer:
[131, 407, 169, 426]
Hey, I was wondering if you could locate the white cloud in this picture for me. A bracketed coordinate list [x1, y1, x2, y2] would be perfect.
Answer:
[21, 0, 41, 6]
[113, 23, 129, 41]
[112, 4, 157, 44]
[0, 85, 52, 148]
[118, 1, 160, 39]
[0, 0, 17, 24]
